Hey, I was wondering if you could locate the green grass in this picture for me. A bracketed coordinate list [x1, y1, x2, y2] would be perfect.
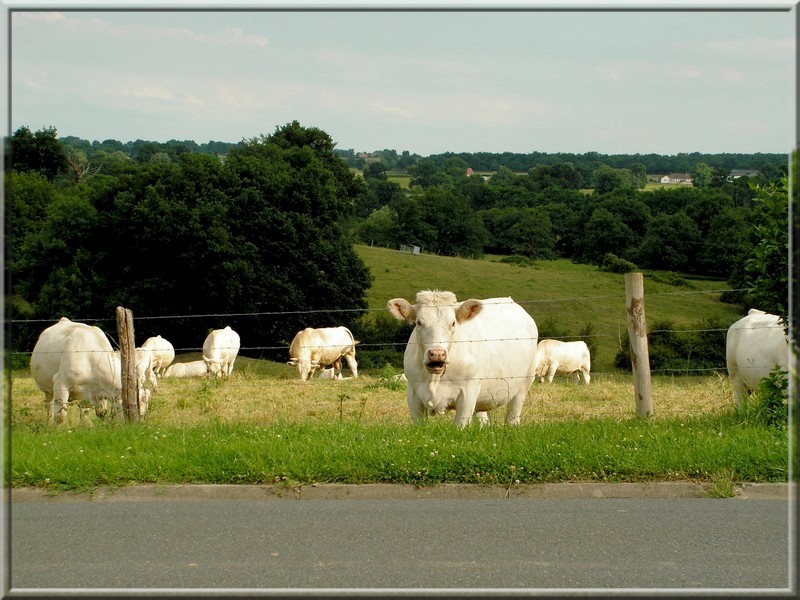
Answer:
[10, 414, 787, 492]
[10, 246, 785, 493]
[354, 244, 741, 373]
[9, 366, 789, 491]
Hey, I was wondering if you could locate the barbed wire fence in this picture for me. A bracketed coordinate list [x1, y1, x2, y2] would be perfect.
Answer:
[10, 285, 763, 378]
[11, 282, 786, 423]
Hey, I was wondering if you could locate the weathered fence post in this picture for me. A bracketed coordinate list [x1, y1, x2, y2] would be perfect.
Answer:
[116, 306, 138, 422]
[624, 273, 653, 418]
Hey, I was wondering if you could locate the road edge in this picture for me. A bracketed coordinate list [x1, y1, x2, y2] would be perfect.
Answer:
[8, 481, 792, 502]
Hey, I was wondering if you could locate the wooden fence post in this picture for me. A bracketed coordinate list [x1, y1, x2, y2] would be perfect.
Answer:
[116, 306, 138, 422]
[624, 273, 654, 418]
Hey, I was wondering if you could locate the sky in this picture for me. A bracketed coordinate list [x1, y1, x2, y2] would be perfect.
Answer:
[4, 1, 797, 156]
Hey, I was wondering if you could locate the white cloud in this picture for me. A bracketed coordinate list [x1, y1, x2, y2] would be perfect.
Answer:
[689, 37, 795, 61]
[14, 12, 269, 49]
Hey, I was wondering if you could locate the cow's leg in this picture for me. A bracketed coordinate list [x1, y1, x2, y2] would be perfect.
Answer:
[546, 364, 558, 383]
[51, 374, 71, 425]
[505, 386, 529, 426]
[730, 372, 748, 409]
[476, 411, 490, 427]
[406, 391, 426, 423]
[43, 390, 56, 425]
[453, 387, 479, 428]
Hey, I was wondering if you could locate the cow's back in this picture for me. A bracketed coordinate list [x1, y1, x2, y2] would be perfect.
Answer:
[31, 318, 118, 399]
[316, 327, 356, 361]
[203, 326, 240, 359]
[142, 335, 175, 374]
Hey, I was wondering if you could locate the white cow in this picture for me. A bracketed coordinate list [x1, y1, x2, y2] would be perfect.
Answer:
[30, 318, 152, 424]
[726, 309, 789, 409]
[287, 326, 359, 381]
[163, 360, 209, 379]
[202, 326, 240, 378]
[535, 339, 591, 384]
[388, 290, 539, 428]
[141, 335, 175, 378]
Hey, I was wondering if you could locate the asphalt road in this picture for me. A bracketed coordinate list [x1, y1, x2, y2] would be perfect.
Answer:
[7, 484, 793, 596]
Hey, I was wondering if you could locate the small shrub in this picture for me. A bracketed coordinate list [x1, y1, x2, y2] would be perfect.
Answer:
[599, 253, 637, 274]
[646, 271, 696, 289]
[9, 352, 30, 371]
[536, 316, 569, 341]
[614, 318, 727, 375]
[746, 367, 789, 428]
[499, 255, 536, 267]
[367, 364, 406, 392]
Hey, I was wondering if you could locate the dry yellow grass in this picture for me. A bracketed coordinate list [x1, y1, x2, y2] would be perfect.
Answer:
[9, 357, 734, 430]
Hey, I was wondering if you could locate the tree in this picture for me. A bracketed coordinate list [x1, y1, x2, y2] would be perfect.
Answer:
[64, 148, 101, 182]
[592, 165, 637, 194]
[362, 162, 388, 181]
[11, 126, 67, 180]
[742, 178, 788, 325]
[355, 205, 399, 247]
[576, 207, 638, 264]
[12, 124, 374, 356]
[398, 188, 486, 258]
[527, 162, 583, 191]
[691, 162, 713, 188]
[478, 207, 519, 254]
[509, 207, 556, 259]
[636, 212, 701, 272]
[697, 207, 751, 278]
[488, 165, 518, 187]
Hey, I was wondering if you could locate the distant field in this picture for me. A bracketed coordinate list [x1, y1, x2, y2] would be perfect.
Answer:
[386, 172, 411, 189]
[382, 170, 680, 192]
[354, 244, 741, 374]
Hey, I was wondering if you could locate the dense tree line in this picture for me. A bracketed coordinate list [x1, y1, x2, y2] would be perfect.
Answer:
[9, 123, 371, 355]
[420, 150, 787, 180]
[8, 124, 790, 360]
[353, 154, 786, 282]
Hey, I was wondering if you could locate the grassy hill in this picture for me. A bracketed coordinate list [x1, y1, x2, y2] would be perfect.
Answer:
[354, 244, 743, 373]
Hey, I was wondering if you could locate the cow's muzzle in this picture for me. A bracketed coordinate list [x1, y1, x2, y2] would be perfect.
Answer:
[425, 349, 447, 374]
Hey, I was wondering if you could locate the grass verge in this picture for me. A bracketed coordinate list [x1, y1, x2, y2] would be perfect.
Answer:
[11, 414, 787, 492]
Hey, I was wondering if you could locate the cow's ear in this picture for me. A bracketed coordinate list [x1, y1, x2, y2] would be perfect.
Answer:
[388, 298, 416, 323]
[456, 299, 483, 323]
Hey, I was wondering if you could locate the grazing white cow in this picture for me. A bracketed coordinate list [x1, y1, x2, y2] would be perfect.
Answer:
[141, 335, 175, 378]
[163, 360, 209, 379]
[30, 318, 152, 424]
[534, 339, 591, 384]
[388, 290, 539, 428]
[287, 326, 359, 381]
[726, 309, 789, 409]
[202, 326, 240, 378]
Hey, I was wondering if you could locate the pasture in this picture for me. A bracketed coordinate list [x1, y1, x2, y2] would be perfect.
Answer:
[8, 359, 788, 492]
[355, 244, 742, 374]
[8, 247, 787, 492]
